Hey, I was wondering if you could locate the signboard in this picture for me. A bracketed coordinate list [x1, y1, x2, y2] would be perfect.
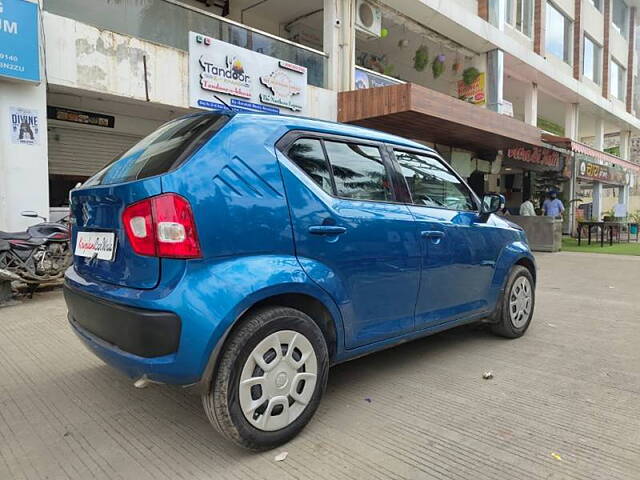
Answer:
[189, 32, 307, 115]
[355, 67, 401, 90]
[0, 0, 40, 83]
[47, 106, 115, 128]
[577, 156, 627, 185]
[9, 107, 40, 145]
[506, 147, 563, 170]
[457, 73, 485, 105]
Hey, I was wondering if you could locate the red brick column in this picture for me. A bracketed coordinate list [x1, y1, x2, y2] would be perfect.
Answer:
[478, 0, 489, 21]
[573, 0, 583, 79]
[534, 0, 545, 55]
[603, 0, 611, 98]
[626, 7, 636, 112]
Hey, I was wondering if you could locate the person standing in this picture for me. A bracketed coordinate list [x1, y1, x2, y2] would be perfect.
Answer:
[519, 196, 537, 216]
[542, 191, 564, 218]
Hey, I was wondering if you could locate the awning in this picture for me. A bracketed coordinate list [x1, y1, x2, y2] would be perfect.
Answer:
[338, 83, 545, 155]
[542, 134, 640, 173]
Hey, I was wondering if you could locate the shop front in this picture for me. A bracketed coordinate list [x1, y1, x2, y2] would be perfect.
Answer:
[499, 146, 570, 252]
[543, 135, 640, 232]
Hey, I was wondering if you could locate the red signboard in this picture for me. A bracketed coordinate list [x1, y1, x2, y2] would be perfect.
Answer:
[506, 147, 562, 169]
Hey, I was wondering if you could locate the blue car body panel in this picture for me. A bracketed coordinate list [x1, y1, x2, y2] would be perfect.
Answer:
[65, 111, 536, 386]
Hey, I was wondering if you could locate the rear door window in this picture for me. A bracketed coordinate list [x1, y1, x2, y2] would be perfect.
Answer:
[287, 138, 334, 194]
[324, 141, 392, 201]
[86, 114, 229, 186]
[395, 150, 477, 211]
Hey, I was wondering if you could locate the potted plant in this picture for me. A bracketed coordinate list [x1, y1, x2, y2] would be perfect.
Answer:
[629, 211, 640, 235]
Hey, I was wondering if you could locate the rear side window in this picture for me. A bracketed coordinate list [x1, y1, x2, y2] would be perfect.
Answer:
[395, 151, 476, 211]
[324, 141, 392, 201]
[85, 114, 228, 186]
[288, 138, 333, 194]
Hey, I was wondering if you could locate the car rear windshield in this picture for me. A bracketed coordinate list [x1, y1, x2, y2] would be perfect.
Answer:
[85, 113, 229, 186]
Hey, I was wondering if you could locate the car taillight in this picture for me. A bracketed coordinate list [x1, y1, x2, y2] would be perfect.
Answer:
[122, 193, 201, 259]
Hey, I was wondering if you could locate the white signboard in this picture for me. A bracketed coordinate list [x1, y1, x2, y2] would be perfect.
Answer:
[10, 107, 40, 145]
[189, 32, 307, 115]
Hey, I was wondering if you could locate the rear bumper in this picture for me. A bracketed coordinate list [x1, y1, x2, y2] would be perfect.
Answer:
[64, 285, 181, 358]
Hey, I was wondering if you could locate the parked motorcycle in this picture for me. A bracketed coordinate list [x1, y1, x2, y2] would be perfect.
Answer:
[0, 211, 71, 285]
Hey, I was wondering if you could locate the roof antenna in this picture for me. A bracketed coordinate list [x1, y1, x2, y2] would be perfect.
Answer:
[214, 95, 233, 111]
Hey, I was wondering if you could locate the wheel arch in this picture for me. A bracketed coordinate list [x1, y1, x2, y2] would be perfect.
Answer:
[194, 286, 342, 394]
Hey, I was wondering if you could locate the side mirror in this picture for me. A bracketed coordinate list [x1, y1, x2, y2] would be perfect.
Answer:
[480, 194, 505, 216]
[20, 210, 47, 221]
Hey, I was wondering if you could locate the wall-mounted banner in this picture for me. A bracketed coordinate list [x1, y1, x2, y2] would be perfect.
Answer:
[577, 155, 627, 185]
[355, 67, 402, 90]
[189, 32, 307, 115]
[10, 107, 40, 145]
[0, 0, 40, 83]
[457, 73, 485, 105]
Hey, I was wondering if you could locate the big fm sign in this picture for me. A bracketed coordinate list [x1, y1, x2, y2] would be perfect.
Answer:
[189, 32, 307, 115]
[0, 0, 40, 83]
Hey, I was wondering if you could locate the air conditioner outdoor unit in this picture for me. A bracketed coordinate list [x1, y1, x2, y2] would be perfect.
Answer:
[355, 0, 382, 38]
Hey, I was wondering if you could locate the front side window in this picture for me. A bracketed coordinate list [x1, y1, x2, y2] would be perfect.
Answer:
[287, 138, 333, 194]
[395, 151, 476, 211]
[610, 59, 626, 101]
[583, 35, 601, 84]
[323, 141, 392, 201]
[546, 2, 572, 64]
[612, 0, 628, 38]
[506, 0, 533, 37]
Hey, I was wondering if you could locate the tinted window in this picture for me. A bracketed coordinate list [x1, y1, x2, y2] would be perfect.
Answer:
[395, 151, 476, 211]
[287, 138, 333, 194]
[85, 114, 228, 186]
[324, 141, 391, 201]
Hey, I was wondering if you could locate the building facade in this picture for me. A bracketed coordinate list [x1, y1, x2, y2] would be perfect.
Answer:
[1, 0, 640, 232]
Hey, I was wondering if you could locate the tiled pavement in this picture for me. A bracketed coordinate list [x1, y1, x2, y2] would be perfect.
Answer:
[0, 252, 639, 479]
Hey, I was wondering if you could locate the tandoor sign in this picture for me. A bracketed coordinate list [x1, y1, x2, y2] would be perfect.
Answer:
[506, 147, 562, 170]
[577, 157, 627, 185]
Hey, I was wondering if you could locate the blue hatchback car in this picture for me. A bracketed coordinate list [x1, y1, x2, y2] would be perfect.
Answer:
[64, 111, 536, 450]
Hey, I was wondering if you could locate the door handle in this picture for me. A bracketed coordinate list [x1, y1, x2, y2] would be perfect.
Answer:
[308, 225, 347, 236]
[421, 230, 445, 239]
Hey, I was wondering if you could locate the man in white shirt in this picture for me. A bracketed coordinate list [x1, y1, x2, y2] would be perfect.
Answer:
[519, 196, 537, 216]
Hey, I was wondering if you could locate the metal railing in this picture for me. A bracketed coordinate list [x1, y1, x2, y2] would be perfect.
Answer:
[43, 0, 327, 88]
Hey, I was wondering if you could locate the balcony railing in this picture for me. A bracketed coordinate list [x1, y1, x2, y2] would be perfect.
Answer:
[43, 0, 327, 88]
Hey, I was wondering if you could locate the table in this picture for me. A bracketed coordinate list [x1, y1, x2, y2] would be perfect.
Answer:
[577, 221, 639, 247]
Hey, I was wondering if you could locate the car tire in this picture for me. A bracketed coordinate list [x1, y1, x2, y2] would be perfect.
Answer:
[202, 306, 329, 450]
[491, 265, 535, 339]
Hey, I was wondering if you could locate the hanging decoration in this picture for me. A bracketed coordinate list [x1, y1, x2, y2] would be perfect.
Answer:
[452, 52, 462, 73]
[432, 53, 445, 79]
[462, 67, 481, 85]
[413, 45, 429, 72]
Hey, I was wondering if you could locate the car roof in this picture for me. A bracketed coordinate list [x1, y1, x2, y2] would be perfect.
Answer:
[199, 110, 437, 153]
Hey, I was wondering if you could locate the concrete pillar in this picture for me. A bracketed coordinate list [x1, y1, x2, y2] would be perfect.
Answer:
[564, 103, 579, 231]
[591, 117, 605, 221]
[618, 130, 631, 216]
[487, 49, 504, 113]
[564, 103, 580, 140]
[524, 82, 538, 126]
[619, 130, 631, 160]
[594, 117, 605, 150]
[0, 0, 49, 231]
[323, 0, 355, 92]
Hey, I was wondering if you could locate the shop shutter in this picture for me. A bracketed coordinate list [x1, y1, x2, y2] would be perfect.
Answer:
[48, 125, 143, 177]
